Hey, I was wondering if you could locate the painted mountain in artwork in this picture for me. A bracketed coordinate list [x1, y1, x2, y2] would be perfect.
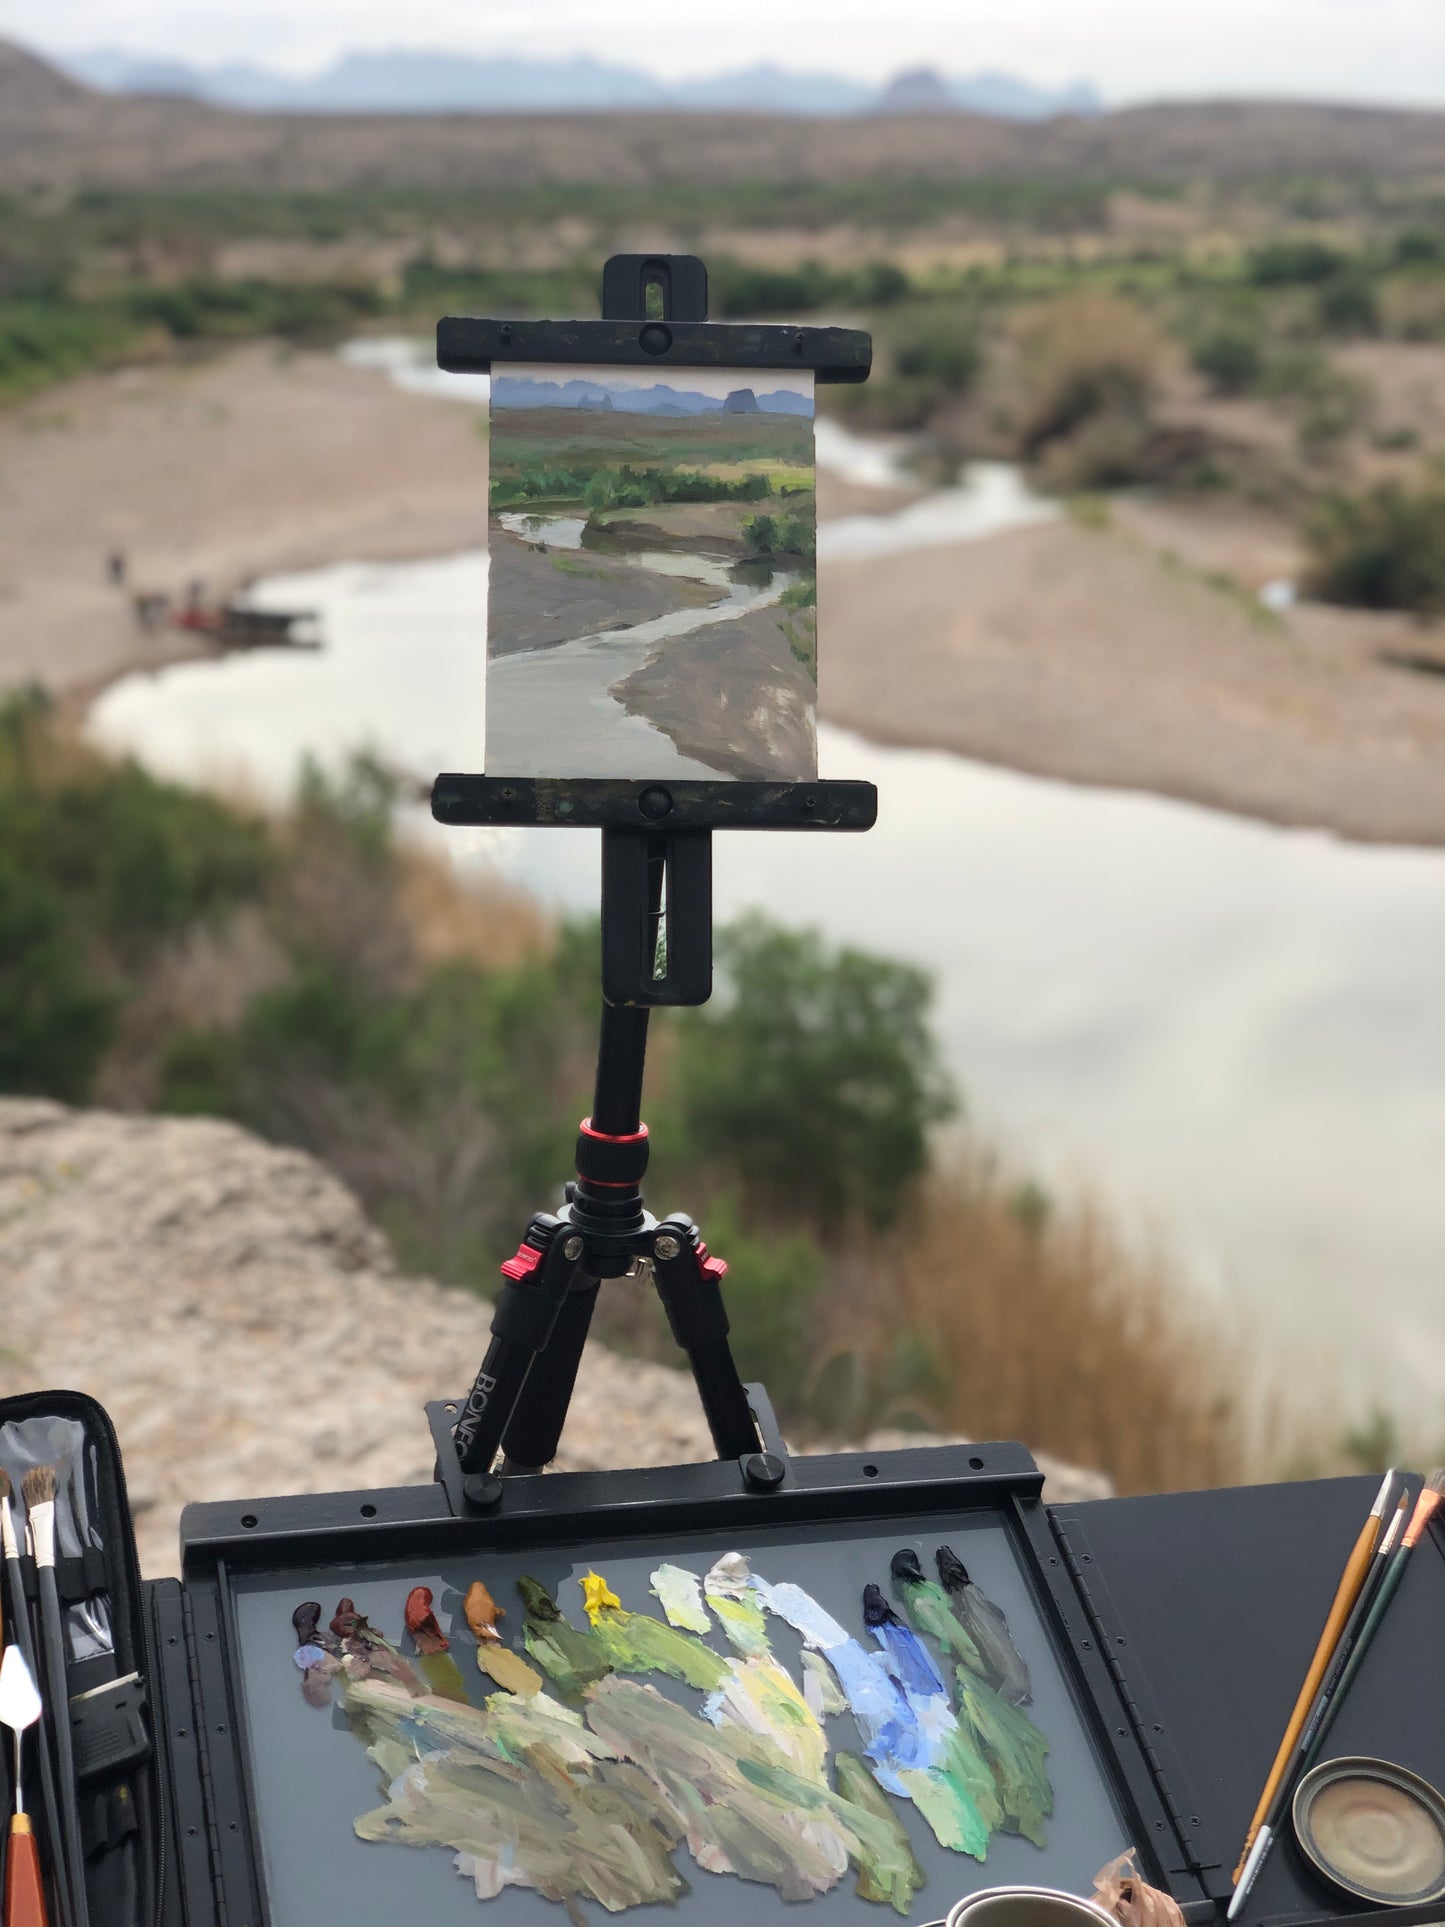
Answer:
[491, 376, 812, 417]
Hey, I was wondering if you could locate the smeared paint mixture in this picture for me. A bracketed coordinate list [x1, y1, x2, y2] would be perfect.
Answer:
[288, 1546, 1054, 1912]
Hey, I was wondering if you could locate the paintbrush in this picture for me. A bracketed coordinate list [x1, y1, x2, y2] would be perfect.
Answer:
[21, 1471, 88, 1927]
[1, 1644, 49, 1927]
[0, 1475, 70, 1927]
[1228, 1484, 1414, 1921]
[1230, 1467, 1398, 1882]
[1299, 1468, 1445, 1772]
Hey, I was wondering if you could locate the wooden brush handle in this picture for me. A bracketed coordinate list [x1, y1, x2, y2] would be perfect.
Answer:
[4, 1814, 49, 1927]
[1233, 1512, 1380, 1877]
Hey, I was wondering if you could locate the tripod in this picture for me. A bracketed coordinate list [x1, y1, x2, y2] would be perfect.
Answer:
[431, 249, 875, 1509]
[447, 824, 776, 1508]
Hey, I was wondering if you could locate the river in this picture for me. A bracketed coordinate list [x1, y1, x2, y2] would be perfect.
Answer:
[86, 339, 1445, 1422]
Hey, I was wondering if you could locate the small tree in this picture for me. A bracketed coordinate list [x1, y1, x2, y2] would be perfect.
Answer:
[676, 913, 957, 1231]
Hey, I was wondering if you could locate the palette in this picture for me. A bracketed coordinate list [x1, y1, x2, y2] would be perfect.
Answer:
[224, 1506, 1132, 1926]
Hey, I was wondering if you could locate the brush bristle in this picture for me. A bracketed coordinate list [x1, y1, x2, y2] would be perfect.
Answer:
[1428, 1467, 1445, 1496]
[0, 1468, 9, 1503]
[21, 1465, 56, 1508]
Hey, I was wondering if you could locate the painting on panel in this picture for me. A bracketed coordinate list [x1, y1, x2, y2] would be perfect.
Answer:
[487, 364, 817, 781]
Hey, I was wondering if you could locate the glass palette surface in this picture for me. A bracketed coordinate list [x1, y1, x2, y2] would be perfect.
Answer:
[230, 1507, 1132, 1927]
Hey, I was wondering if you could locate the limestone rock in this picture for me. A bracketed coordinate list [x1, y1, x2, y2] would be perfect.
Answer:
[0, 1099, 1109, 1577]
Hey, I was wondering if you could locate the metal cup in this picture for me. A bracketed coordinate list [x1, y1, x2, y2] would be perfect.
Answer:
[944, 1885, 1120, 1927]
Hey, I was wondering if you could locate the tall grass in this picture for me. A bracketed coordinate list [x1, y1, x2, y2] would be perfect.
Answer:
[818, 1152, 1280, 1494]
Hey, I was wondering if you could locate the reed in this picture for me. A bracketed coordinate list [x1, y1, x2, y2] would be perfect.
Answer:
[822, 1147, 1286, 1494]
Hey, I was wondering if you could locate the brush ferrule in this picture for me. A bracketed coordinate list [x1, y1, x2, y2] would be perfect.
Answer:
[0, 1496, 16, 1562]
[28, 1499, 56, 1570]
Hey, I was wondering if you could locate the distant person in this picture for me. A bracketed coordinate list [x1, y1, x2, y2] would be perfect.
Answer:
[107, 550, 127, 586]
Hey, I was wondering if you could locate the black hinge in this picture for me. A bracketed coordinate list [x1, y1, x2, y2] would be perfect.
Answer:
[1051, 1511, 1227, 1897]
[178, 1590, 230, 1922]
[148, 1581, 220, 1927]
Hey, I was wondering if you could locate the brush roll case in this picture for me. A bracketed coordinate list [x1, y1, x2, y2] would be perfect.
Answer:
[0, 1389, 159, 1927]
[2, 1388, 1442, 1927]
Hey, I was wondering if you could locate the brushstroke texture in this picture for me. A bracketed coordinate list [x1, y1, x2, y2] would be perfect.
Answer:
[705, 1552, 772, 1657]
[936, 1545, 1033, 1704]
[650, 1563, 711, 1635]
[581, 1570, 730, 1692]
[517, 1575, 612, 1694]
[348, 1675, 685, 1912]
[801, 1649, 848, 1718]
[892, 1549, 1051, 1845]
[749, 1561, 989, 1860]
[863, 1583, 998, 1853]
[954, 1670, 1052, 1848]
[587, 1674, 857, 1899]
[835, 1749, 927, 1912]
[889, 1550, 986, 1674]
[330, 1595, 422, 1691]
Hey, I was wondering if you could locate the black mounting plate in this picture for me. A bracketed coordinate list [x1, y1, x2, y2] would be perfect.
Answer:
[437, 315, 870, 382]
[431, 775, 878, 831]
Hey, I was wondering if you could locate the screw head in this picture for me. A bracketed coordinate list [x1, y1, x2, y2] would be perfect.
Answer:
[653, 1233, 682, 1261]
[743, 1452, 786, 1490]
[563, 1235, 584, 1262]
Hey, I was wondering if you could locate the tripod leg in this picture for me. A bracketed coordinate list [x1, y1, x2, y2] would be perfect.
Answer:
[500, 1277, 601, 1473]
[452, 1214, 589, 1483]
[651, 1215, 761, 1460]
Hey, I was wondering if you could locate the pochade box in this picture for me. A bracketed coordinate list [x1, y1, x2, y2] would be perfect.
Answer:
[5, 1387, 1445, 1927]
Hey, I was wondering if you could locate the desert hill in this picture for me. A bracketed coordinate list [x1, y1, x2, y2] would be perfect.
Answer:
[3, 39, 1444, 191]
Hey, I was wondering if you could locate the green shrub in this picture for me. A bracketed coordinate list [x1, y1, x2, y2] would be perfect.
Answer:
[891, 313, 981, 393]
[1304, 482, 1445, 612]
[742, 508, 813, 558]
[676, 912, 957, 1230]
[1191, 327, 1263, 394]
[0, 866, 114, 1099]
[1248, 239, 1351, 286]
[1316, 272, 1379, 336]
[1393, 229, 1444, 267]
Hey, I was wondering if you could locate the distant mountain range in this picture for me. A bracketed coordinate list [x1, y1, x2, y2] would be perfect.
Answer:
[493, 377, 813, 417]
[57, 47, 1101, 120]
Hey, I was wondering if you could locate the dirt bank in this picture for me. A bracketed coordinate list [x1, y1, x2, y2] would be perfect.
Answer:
[0, 342, 493, 705]
[488, 527, 713, 654]
[614, 602, 817, 779]
[821, 516, 1445, 846]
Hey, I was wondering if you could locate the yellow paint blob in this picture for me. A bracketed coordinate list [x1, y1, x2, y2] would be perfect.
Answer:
[580, 1570, 621, 1622]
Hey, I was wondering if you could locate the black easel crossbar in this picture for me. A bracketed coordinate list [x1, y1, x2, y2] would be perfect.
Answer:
[437, 316, 871, 381]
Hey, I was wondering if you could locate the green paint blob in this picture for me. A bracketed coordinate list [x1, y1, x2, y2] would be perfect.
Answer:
[517, 1575, 612, 1694]
[894, 1570, 987, 1676]
[955, 1670, 1052, 1848]
[834, 1749, 926, 1914]
[590, 1605, 731, 1692]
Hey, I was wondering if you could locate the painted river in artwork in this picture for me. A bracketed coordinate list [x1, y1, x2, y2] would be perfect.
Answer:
[86, 342, 1445, 1420]
[486, 510, 798, 780]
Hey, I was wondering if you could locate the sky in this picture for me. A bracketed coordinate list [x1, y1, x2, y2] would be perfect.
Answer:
[5, 0, 1445, 107]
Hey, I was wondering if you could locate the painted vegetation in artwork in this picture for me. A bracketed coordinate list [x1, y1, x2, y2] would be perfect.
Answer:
[288, 1545, 1052, 1914]
[486, 366, 818, 783]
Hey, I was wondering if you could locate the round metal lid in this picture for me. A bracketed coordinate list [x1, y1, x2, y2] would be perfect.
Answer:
[1293, 1756, 1445, 1907]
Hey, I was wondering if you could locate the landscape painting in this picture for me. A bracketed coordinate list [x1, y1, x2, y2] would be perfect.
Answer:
[486, 363, 817, 781]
